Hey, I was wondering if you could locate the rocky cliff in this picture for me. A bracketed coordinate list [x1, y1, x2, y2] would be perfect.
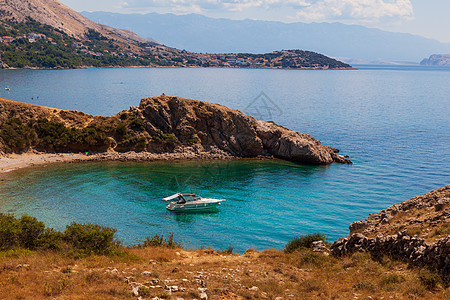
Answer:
[0, 95, 351, 165]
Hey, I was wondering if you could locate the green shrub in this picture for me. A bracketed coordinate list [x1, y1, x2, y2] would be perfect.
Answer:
[39, 229, 66, 251]
[0, 118, 35, 152]
[218, 246, 234, 255]
[129, 118, 144, 131]
[115, 122, 127, 137]
[0, 213, 21, 250]
[64, 223, 118, 254]
[33, 119, 110, 151]
[18, 215, 45, 249]
[139, 233, 180, 249]
[284, 233, 326, 253]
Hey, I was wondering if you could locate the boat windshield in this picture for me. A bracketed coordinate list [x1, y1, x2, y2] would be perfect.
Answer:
[177, 193, 200, 203]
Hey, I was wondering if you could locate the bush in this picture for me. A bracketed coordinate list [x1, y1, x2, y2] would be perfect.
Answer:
[115, 122, 127, 137]
[0, 213, 21, 250]
[18, 215, 45, 249]
[129, 118, 144, 131]
[139, 233, 180, 249]
[0, 118, 35, 152]
[64, 223, 118, 254]
[39, 229, 66, 251]
[218, 246, 234, 255]
[284, 233, 326, 253]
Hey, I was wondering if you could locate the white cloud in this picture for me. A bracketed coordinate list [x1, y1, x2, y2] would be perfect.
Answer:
[119, 0, 414, 24]
[295, 0, 414, 23]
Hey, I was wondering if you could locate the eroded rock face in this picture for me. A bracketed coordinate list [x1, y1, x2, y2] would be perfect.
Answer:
[254, 120, 350, 164]
[138, 95, 351, 165]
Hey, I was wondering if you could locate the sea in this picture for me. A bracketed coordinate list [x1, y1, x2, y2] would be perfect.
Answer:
[0, 65, 449, 252]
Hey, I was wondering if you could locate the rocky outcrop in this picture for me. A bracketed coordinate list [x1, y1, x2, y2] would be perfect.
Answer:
[331, 231, 449, 281]
[348, 186, 449, 239]
[0, 95, 351, 165]
[255, 120, 349, 164]
[332, 186, 450, 281]
[137, 95, 351, 165]
[420, 54, 450, 66]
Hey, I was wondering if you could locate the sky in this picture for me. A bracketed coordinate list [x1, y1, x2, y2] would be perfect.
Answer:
[60, 0, 450, 43]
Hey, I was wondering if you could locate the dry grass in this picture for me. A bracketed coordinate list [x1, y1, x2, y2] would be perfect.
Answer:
[360, 203, 450, 242]
[0, 246, 448, 300]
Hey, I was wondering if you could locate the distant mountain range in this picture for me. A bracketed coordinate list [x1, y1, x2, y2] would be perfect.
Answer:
[82, 11, 450, 63]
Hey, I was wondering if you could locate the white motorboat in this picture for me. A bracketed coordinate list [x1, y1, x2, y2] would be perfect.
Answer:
[163, 193, 225, 212]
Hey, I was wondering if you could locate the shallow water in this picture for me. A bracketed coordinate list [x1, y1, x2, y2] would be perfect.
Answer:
[0, 66, 449, 252]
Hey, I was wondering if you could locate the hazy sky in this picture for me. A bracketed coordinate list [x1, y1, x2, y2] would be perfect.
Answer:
[60, 0, 450, 43]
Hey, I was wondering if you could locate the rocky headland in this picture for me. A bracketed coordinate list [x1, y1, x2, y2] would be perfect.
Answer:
[0, 95, 351, 167]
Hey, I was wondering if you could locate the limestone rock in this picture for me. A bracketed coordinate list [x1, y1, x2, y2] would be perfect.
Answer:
[139, 95, 351, 165]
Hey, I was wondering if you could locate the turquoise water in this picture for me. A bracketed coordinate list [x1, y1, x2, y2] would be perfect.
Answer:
[0, 66, 449, 252]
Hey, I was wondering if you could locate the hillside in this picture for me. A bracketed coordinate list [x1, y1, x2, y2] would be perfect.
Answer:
[83, 11, 450, 62]
[0, 17, 353, 69]
[0, 0, 148, 46]
[0, 0, 352, 69]
[0, 95, 351, 165]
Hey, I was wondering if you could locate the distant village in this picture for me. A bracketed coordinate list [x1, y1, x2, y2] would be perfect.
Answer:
[1, 31, 346, 69]
[0, 32, 141, 59]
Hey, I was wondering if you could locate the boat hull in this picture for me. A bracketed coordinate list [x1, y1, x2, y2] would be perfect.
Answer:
[166, 202, 221, 212]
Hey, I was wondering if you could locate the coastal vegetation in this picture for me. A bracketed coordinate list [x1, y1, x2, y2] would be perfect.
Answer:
[0, 213, 447, 299]
[0, 117, 111, 153]
[0, 18, 156, 68]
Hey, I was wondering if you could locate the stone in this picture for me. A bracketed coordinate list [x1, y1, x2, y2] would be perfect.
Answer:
[141, 271, 152, 276]
[111, 268, 119, 275]
[311, 241, 328, 252]
[249, 286, 259, 291]
[435, 198, 450, 211]
[349, 220, 368, 232]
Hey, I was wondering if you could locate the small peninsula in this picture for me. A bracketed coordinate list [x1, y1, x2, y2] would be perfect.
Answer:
[0, 95, 351, 166]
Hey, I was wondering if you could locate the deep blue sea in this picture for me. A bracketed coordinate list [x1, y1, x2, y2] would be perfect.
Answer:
[0, 65, 449, 252]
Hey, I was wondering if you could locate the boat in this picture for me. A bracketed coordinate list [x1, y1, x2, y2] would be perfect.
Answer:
[163, 193, 225, 212]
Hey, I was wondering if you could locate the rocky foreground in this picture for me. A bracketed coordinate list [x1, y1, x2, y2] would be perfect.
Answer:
[0, 187, 448, 299]
[0, 95, 351, 165]
[332, 186, 450, 281]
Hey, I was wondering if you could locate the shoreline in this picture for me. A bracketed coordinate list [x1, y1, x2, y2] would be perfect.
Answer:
[0, 150, 275, 174]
